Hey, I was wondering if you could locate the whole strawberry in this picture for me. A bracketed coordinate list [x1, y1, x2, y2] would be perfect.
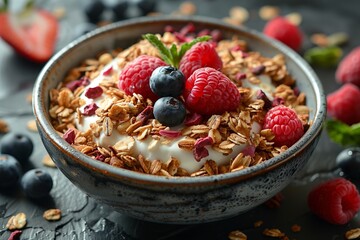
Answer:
[336, 47, 360, 88]
[118, 55, 166, 101]
[327, 83, 360, 125]
[263, 16, 303, 52]
[183, 67, 240, 115]
[179, 42, 223, 79]
[308, 178, 360, 225]
[263, 105, 304, 147]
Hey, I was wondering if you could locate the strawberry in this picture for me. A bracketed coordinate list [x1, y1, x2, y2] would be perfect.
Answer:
[263, 105, 304, 147]
[0, 8, 59, 63]
[336, 47, 360, 88]
[308, 178, 360, 225]
[183, 67, 240, 115]
[263, 16, 303, 52]
[327, 83, 360, 125]
[179, 42, 223, 79]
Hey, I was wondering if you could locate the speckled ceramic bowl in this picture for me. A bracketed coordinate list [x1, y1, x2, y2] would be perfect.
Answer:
[33, 16, 326, 224]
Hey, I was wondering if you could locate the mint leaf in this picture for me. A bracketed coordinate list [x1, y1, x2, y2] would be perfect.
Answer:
[143, 33, 211, 68]
[326, 120, 360, 147]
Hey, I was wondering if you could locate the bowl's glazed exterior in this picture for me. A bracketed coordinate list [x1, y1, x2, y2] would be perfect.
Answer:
[33, 16, 326, 224]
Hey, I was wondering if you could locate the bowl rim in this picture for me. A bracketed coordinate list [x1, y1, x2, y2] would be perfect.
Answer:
[33, 15, 326, 186]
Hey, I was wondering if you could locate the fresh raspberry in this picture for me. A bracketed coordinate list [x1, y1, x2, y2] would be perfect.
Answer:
[336, 47, 360, 88]
[179, 42, 223, 79]
[308, 178, 360, 225]
[263, 105, 304, 147]
[183, 67, 240, 115]
[263, 16, 303, 52]
[118, 55, 166, 101]
[327, 83, 360, 125]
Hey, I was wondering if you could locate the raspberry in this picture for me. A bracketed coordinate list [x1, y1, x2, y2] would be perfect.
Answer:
[118, 55, 166, 101]
[308, 178, 360, 225]
[263, 105, 304, 147]
[179, 42, 223, 79]
[263, 16, 303, 52]
[183, 67, 240, 115]
[327, 83, 360, 125]
[336, 47, 360, 88]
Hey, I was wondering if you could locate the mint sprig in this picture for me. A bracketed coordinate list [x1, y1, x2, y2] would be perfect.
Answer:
[326, 119, 360, 147]
[143, 33, 211, 68]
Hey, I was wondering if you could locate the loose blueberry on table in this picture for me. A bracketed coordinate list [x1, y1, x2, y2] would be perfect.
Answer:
[21, 169, 53, 199]
[336, 147, 360, 180]
[0, 154, 22, 189]
[0, 133, 34, 164]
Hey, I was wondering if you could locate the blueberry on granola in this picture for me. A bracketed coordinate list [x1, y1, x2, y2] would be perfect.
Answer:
[0, 154, 22, 188]
[0, 132, 33, 163]
[336, 147, 360, 180]
[153, 97, 186, 127]
[21, 169, 53, 199]
[150, 66, 185, 97]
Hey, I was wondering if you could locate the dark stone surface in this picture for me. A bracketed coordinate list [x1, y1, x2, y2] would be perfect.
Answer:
[0, 0, 360, 239]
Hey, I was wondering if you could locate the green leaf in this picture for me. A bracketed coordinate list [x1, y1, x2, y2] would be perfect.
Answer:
[143, 33, 211, 68]
[326, 120, 360, 147]
[304, 46, 342, 68]
[143, 34, 174, 66]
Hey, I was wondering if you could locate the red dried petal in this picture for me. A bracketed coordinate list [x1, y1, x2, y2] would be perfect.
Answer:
[159, 130, 182, 139]
[256, 90, 272, 110]
[85, 86, 103, 99]
[82, 103, 98, 116]
[8, 230, 22, 240]
[103, 66, 113, 76]
[66, 77, 90, 92]
[184, 112, 203, 126]
[251, 65, 265, 75]
[272, 97, 285, 107]
[235, 72, 246, 81]
[63, 128, 76, 144]
[193, 136, 213, 162]
[195, 136, 213, 149]
[136, 106, 154, 124]
[242, 145, 256, 157]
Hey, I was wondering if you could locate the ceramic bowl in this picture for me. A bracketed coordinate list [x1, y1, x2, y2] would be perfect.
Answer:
[33, 16, 326, 224]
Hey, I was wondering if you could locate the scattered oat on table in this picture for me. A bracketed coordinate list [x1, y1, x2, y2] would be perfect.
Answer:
[263, 228, 285, 238]
[27, 119, 38, 132]
[52, 7, 66, 19]
[345, 228, 360, 239]
[259, 5, 280, 20]
[178, 1, 197, 15]
[6, 212, 27, 230]
[43, 209, 62, 221]
[42, 154, 57, 168]
[228, 230, 247, 240]
[254, 220, 264, 228]
[285, 12, 302, 26]
[229, 6, 249, 24]
[26, 93, 33, 104]
[0, 119, 9, 133]
[291, 224, 301, 233]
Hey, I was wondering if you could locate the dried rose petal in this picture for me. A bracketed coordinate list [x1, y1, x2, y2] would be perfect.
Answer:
[256, 90, 272, 110]
[231, 45, 246, 52]
[293, 86, 300, 96]
[159, 130, 182, 139]
[102, 66, 113, 76]
[82, 103, 98, 116]
[8, 230, 22, 240]
[210, 29, 222, 42]
[63, 128, 76, 144]
[251, 65, 265, 75]
[66, 77, 90, 92]
[85, 86, 103, 99]
[272, 97, 285, 107]
[193, 136, 213, 162]
[197, 29, 211, 37]
[136, 106, 153, 124]
[164, 25, 175, 33]
[180, 23, 196, 36]
[184, 112, 203, 126]
[94, 152, 106, 162]
[235, 72, 246, 81]
[242, 145, 256, 157]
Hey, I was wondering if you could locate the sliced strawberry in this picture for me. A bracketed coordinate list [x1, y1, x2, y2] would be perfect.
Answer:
[0, 10, 58, 63]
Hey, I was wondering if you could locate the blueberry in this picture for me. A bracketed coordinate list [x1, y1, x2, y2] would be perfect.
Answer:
[336, 147, 360, 180]
[136, 0, 157, 16]
[0, 132, 33, 163]
[112, 1, 129, 20]
[21, 169, 53, 199]
[153, 97, 186, 127]
[150, 66, 185, 97]
[0, 154, 21, 188]
[85, 0, 106, 24]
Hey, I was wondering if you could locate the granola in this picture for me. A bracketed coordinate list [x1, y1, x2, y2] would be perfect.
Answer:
[49, 30, 310, 177]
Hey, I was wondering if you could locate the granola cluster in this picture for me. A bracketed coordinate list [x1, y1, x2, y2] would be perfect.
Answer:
[49, 32, 310, 177]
